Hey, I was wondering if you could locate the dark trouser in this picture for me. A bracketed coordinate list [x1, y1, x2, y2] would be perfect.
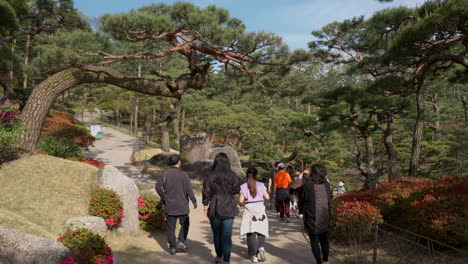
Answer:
[166, 215, 190, 249]
[246, 232, 265, 257]
[308, 231, 329, 264]
[278, 200, 290, 218]
[210, 217, 234, 263]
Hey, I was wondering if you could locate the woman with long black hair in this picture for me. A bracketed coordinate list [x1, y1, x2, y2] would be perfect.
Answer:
[239, 167, 270, 263]
[301, 164, 333, 264]
[202, 152, 241, 264]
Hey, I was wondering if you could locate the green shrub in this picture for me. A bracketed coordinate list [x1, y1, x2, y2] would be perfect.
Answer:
[137, 194, 166, 231]
[89, 188, 124, 229]
[37, 136, 83, 158]
[57, 228, 113, 264]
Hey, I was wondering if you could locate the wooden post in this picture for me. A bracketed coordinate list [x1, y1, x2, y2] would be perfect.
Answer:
[372, 221, 379, 264]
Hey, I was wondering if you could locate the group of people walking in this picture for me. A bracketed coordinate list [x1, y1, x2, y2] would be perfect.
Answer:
[156, 152, 336, 264]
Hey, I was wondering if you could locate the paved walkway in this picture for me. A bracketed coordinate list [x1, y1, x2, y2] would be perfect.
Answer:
[84, 122, 332, 264]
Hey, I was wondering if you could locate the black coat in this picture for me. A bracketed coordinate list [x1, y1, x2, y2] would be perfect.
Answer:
[202, 171, 240, 220]
[300, 182, 332, 234]
[155, 167, 197, 216]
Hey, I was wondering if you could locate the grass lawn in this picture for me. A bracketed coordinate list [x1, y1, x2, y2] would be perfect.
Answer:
[0, 154, 98, 240]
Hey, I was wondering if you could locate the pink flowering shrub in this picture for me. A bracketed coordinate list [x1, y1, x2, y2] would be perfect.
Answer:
[0, 98, 23, 164]
[58, 228, 113, 264]
[137, 194, 166, 231]
[332, 200, 383, 241]
[89, 188, 124, 228]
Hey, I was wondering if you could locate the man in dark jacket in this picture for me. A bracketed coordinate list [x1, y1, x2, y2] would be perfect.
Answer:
[156, 154, 197, 255]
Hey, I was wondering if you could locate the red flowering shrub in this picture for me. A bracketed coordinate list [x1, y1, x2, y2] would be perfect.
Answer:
[406, 175, 467, 245]
[58, 228, 113, 264]
[89, 188, 124, 228]
[332, 200, 383, 241]
[336, 177, 430, 219]
[137, 194, 166, 231]
[334, 175, 467, 246]
[72, 157, 106, 168]
[42, 110, 95, 147]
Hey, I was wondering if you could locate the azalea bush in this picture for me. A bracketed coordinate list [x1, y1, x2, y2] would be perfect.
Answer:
[334, 175, 467, 246]
[335, 177, 430, 219]
[0, 98, 24, 164]
[72, 157, 106, 168]
[406, 175, 467, 245]
[137, 194, 166, 231]
[332, 200, 383, 242]
[42, 110, 95, 147]
[89, 188, 124, 228]
[58, 228, 113, 264]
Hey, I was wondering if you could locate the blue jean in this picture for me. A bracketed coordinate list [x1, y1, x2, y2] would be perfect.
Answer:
[210, 217, 234, 263]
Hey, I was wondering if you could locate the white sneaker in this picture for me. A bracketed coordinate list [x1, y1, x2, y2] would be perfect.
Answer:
[258, 249, 266, 262]
[251, 256, 258, 263]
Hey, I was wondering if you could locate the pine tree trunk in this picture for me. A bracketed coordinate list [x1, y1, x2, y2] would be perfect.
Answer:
[409, 89, 425, 177]
[383, 114, 401, 181]
[15, 65, 208, 151]
[130, 110, 133, 135]
[161, 122, 170, 152]
[363, 135, 380, 189]
[23, 35, 31, 89]
[307, 103, 311, 115]
[431, 93, 441, 141]
[180, 109, 185, 135]
[171, 101, 181, 149]
[134, 97, 139, 136]
[113, 110, 119, 126]
[461, 96, 467, 128]
[150, 108, 157, 141]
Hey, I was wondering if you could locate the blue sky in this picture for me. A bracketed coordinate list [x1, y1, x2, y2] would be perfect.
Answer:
[75, 0, 427, 50]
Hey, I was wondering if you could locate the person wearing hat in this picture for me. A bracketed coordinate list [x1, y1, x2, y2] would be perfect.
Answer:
[337, 182, 346, 195]
[273, 162, 292, 223]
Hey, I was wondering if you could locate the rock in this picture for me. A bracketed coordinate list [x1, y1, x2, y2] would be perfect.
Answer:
[209, 145, 243, 172]
[98, 165, 140, 233]
[66, 216, 107, 236]
[148, 152, 174, 167]
[181, 160, 213, 180]
[181, 159, 245, 181]
[0, 225, 70, 264]
[180, 133, 210, 162]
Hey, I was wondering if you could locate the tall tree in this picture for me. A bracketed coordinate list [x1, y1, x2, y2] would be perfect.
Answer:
[15, 2, 306, 151]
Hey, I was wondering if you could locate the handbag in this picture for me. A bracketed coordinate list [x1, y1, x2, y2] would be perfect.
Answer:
[156, 171, 167, 211]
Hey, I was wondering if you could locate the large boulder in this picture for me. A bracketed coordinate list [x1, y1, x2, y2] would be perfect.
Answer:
[209, 145, 243, 172]
[180, 133, 210, 162]
[148, 152, 174, 167]
[66, 216, 107, 236]
[98, 165, 140, 233]
[0, 225, 70, 264]
[181, 160, 245, 181]
[181, 160, 213, 181]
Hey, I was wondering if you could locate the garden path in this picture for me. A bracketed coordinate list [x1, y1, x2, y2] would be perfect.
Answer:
[83, 120, 336, 264]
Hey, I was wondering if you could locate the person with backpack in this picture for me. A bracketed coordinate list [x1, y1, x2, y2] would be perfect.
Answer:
[155, 154, 197, 255]
[239, 167, 270, 263]
[202, 152, 241, 264]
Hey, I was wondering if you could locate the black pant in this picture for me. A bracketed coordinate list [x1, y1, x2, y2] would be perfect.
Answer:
[308, 231, 329, 264]
[246, 232, 265, 257]
[166, 215, 190, 248]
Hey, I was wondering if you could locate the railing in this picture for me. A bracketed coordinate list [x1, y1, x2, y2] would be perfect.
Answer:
[299, 203, 467, 264]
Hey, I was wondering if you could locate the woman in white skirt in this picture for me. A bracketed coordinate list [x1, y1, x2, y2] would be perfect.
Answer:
[239, 167, 270, 263]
